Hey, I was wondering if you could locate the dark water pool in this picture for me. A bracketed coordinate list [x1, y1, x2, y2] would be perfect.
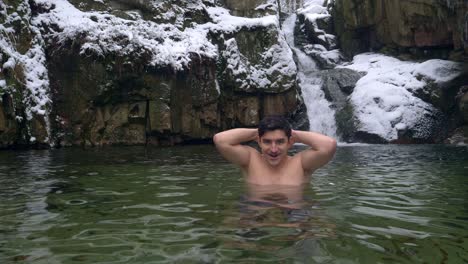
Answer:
[0, 144, 467, 263]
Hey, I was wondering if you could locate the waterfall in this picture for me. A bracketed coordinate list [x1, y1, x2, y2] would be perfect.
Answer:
[282, 14, 337, 138]
[278, 0, 304, 14]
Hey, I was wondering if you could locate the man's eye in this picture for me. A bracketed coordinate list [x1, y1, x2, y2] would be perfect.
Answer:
[277, 140, 285, 144]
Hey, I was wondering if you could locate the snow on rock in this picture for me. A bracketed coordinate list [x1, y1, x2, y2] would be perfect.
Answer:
[33, 0, 218, 71]
[206, 6, 278, 32]
[31, 0, 296, 87]
[298, 0, 329, 19]
[208, 6, 296, 92]
[414, 59, 464, 85]
[339, 53, 464, 141]
[1, 0, 51, 126]
[295, 0, 342, 68]
[222, 34, 296, 92]
[303, 44, 342, 68]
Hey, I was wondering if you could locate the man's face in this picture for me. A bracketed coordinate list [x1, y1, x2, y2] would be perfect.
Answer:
[258, 129, 292, 167]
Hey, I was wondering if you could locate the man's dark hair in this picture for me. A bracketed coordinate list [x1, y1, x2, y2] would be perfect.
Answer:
[258, 115, 292, 138]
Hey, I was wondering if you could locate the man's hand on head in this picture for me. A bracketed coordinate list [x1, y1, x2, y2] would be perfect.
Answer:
[290, 129, 299, 144]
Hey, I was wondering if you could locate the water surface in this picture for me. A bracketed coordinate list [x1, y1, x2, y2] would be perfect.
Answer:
[0, 145, 467, 263]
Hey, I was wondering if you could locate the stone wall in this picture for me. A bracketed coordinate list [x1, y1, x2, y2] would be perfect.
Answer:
[333, 0, 468, 61]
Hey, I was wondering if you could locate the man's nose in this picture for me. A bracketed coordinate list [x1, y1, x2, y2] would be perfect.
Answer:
[271, 143, 278, 151]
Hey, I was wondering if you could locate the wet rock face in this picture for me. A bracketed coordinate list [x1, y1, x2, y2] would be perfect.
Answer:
[48, 46, 221, 146]
[333, 0, 468, 61]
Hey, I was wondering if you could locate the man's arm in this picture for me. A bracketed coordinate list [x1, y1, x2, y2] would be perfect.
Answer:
[292, 130, 337, 173]
[213, 128, 258, 167]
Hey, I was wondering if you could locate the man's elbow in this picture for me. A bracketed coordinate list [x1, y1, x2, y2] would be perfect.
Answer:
[213, 133, 222, 146]
[326, 138, 337, 156]
[213, 132, 228, 147]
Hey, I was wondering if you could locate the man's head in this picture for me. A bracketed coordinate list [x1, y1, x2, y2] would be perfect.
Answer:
[257, 116, 293, 166]
[258, 115, 292, 138]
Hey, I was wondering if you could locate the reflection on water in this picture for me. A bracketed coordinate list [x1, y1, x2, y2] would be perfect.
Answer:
[0, 145, 467, 263]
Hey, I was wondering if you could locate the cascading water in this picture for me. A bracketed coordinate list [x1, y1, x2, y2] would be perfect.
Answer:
[278, 0, 305, 14]
[282, 14, 337, 138]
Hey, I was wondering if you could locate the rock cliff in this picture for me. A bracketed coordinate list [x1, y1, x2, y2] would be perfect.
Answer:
[0, 0, 305, 148]
[1, 0, 467, 148]
[333, 0, 468, 61]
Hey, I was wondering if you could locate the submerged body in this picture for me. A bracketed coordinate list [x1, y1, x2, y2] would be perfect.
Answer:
[245, 182, 305, 208]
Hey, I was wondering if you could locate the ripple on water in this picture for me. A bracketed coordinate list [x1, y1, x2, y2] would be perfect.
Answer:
[351, 206, 430, 225]
[1, 145, 467, 263]
[160, 185, 186, 190]
[156, 192, 188, 198]
[125, 203, 193, 213]
[351, 224, 431, 239]
[65, 199, 88, 205]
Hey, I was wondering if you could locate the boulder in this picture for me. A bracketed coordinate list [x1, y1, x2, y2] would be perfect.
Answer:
[319, 68, 363, 142]
[335, 53, 460, 144]
[321, 68, 363, 102]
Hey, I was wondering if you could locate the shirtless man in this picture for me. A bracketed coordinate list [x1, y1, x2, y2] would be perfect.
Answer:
[213, 115, 337, 186]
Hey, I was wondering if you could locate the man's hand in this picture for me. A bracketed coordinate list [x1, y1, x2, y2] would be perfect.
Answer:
[290, 129, 299, 144]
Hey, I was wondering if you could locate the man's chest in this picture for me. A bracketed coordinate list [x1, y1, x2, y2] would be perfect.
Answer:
[245, 157, 305, 185]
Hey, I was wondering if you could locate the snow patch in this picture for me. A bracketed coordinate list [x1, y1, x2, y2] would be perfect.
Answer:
[414, 59, 464, 84]
[206, 6, 278, 33]
[1, 0, 52, 143]
[33, 0, 218, 71]
[339, 53, 463, 141]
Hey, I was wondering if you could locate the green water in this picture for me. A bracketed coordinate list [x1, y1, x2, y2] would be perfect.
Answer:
[0, 145, 467, 263]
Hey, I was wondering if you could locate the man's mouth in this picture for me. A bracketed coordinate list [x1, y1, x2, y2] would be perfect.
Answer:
[268, 153, 279, 158]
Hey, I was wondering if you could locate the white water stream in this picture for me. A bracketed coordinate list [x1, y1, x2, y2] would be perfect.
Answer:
[282, 14, 337, 138]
